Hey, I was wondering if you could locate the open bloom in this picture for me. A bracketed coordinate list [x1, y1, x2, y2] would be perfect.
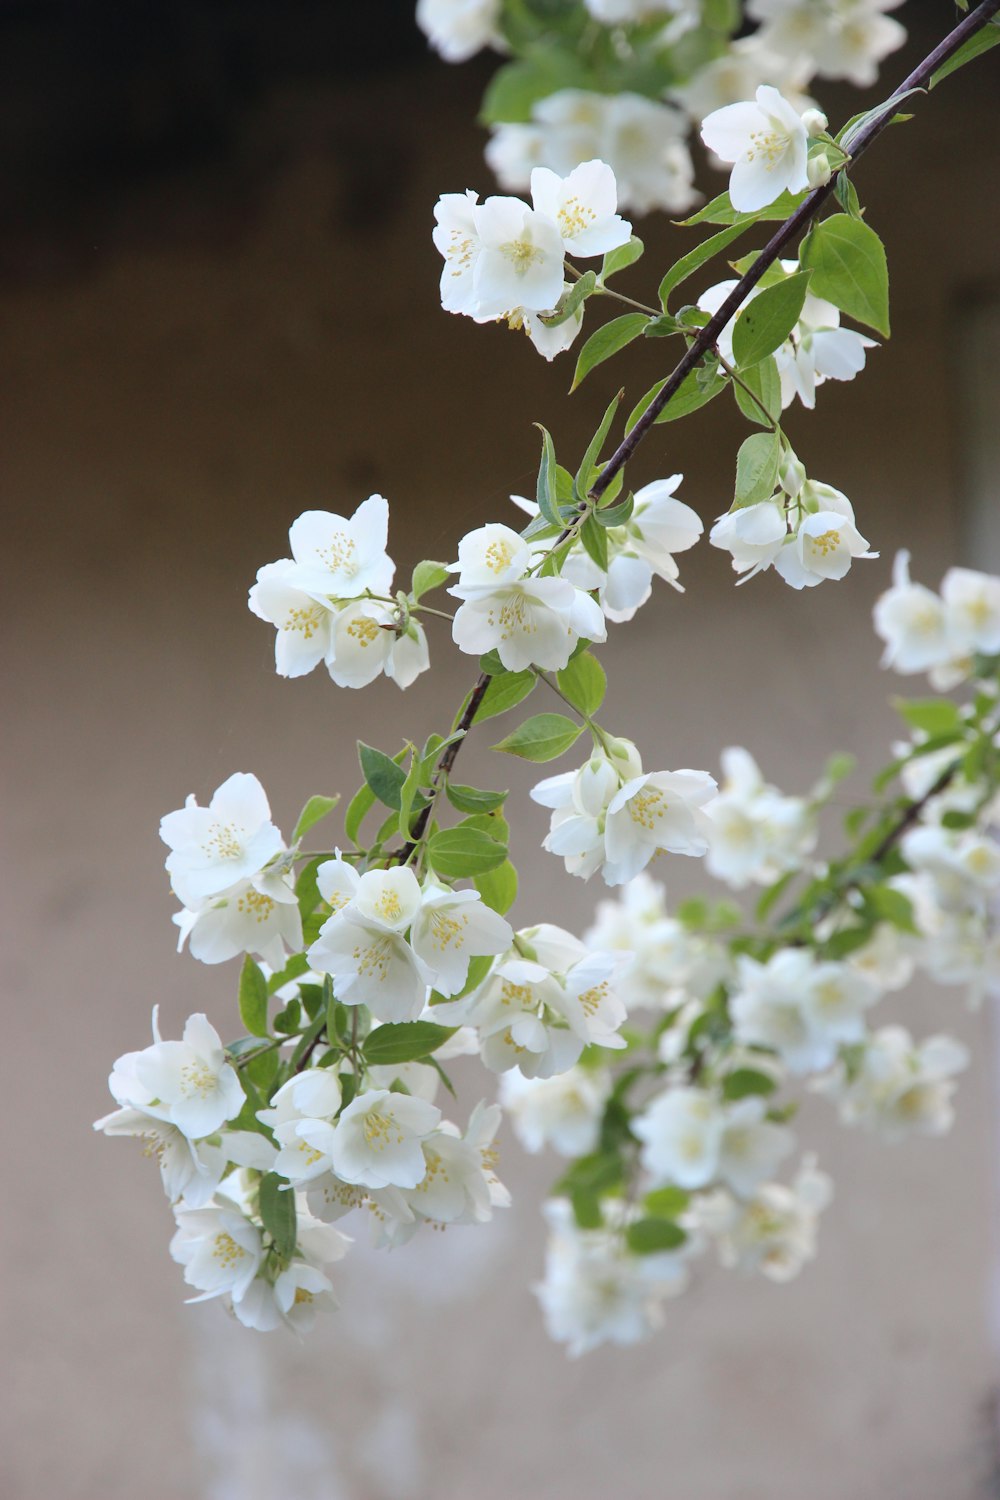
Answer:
[604, 769, 718, 882]
[700, 86, 810, 212]
[248, 560, 339, 677]
[709, 501, 788, 581]
[634, 1087, 794, 1197]
[408, 882, 513, 997]
[471, 196, 566, 318]
[529, 159, 632, 257]
[160, 772, 285, 907]
[775, 484, 876, 589]
[327, 1089, 442, 1191]
[170, 1201, 264, 1304]
[173, 871, 303, 969]
[105, 1010, 244, 1142]
[817, 1025, 969, 1141]
[416, 0, 502, 62]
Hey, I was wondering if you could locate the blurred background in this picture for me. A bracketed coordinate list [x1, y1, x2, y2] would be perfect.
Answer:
[3, 2, 1000, 1496]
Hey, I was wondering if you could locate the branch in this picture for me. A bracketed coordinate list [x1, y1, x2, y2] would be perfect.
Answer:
[588, 0, 1000, 505]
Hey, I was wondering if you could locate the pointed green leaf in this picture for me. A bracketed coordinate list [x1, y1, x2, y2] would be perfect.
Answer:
[292, 794, 340, 844]
[571, 313, 649, 391]
[411, 560, 451, 601]
[344, 782, 376, 845]
[575, 391, 622, 499]
[535, 424, 562, 529]
[492, 712, 583, 762]
[238, 954, 270, 1038]
[474, 669, 537, 723]
[474, 858, 519, 915]
[540, 270, 597, 329]
[625, 1217, 687, 1254]
[930, 23, 1000, 87]
[363, 1020, 458, 1066]
[258, 1172, 297, 1260]
[445, 783, 509, 814]
[557, 651, 606, 717]
[734, 431, 781, 507]
[732, 356, 780, 427]
[426, 826, 509, 880]
[732, 269, 811, 369]
[658, 220, 752, 310]
[579, 512, 609, 572]
[600, 235, 644, 282]
[799, 214, 889, 336]
[358, 742, 407, 811]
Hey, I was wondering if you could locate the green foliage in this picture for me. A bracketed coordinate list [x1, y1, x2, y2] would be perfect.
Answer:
[721, 1068, 778, 1101]
[344, 782, 377, 845]
[474, 858, 519, 915]
[542, 271, 598, 329]
[579, 512, 609, 571]
[575, 391, 623, 499]
[258, 1173, 298, 1261]
[800, 214, 890, 336]
[681, 188, 807, 227]
[445, 783, 509, 814]
[601, 235, 644, 282]
[731, 270, 811, 368]
[658, 220, 751, 310]
[625, 1217, 687, 1254]
[557, 651, 607, 717]
[643, 1185, 690, 1218]
[426, 825, 509, 879]
[535, 423, 564, 529]
[734, 431, 781, 508]
[358, 741, 408, 811]
[895, 698, 964, 736]
[474, 669, 537, 723]
[492, 711, 583, 761]
[571, 313, 649, 391]
[410, 560, 451, 601]
[238, 954, 270, 1038]
[930, 23, 1000, 86]
[733, 356, 781, 426]
[292, 793, 340, 844]
[363, 1020, 458, 1066]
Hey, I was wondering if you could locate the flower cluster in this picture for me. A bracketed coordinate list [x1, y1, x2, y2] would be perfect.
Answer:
[433, 160, 632, 358]
[874, 551, 1000, 685]
[249, 496, 430, 689]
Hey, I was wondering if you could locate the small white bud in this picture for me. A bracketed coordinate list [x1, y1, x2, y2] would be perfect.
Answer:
[807, 152, 832, 189]
[801, 108, 829, 137]
[780, 452, 807, 499]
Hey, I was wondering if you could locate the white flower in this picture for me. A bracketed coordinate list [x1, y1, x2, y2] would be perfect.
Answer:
[416, 0, 502, 62]
[173, 873, 303, 970]
[531, 750, 624, 882]
[451, 569, 606, 672]
[432, 190, 484, 316]
[500, 1066, 612, 1156]
[633, 1087, 793, 1197]
[709, 500, 788, 581]
[730, 951, 876, 1073]
[695, 1158, 833, 1281]
[700, 86, 810, 213]
[471, 196, 567, 318]
[408, 882, 513, 997]
[598, 93, 697, 215]
[673, 35, 815, 125]
[170, 1201, 263, 1304]
[235, 1259, 338, 1334]
[774, 285, 877, 409]
[535, 1199, 689, 1355]
[941, 567, 1000, 657]
[106, 1010, 244, 1141]
[774, 484, 876, 589]
[511, 296, 586, 362]
[308, 868, 433, 1024]
[464, 957, 587, 1078]
[748, 0, 906, 88]
[257, 1070, 344, 1185]
[283, 495, 395, 603]
[159, 772, 285, 906]
[873, 551, 954, 674]
[604, 768, 718, 883]
[819, 1025, 968, 1141]
[529, 160, 632, 257]
[327, 599, 429, 690]
[585, 872, 731, 1011]
[328, 1089, 441, 1190]
[705, 745, 815, 889]
[248, 560, 338, 678]
[399, 1101, 508, 1232]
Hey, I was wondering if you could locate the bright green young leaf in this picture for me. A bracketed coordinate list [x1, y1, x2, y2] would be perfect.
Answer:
[734, 431, 781, 507]
[894, 698, 963, 736]
[680, 187, 806, 227]
[358, 742, 407, 811]
[657, 220, 751, 310]
[295, 856, 323, 922]
[731, 270, 811, 369]
[655, 367, 727, 424]
[266, 953, 310, 994]
[410, 560, 451, 600]
[595, 491, 634, 527]
[929, 23, 1000, 86]
[492, 712, 583, 762]
[238, 954, 269, 1038]
[479, 51, 584, 125]
[426, 826, 509, 880]
[258, 1172, 298, 1260]
[474, 669, 537, 723]
[363, 1020, 458, 1066]
[800, 214, 890, 336]
[445, 783, 508, 814]
[557, 651, 607, 717]
[579, 512, 609, 572]
[244, 1044, 278, 1094]
[292, 793, 340, 844]
[575, 391, 622, 499]
[344, 781, 376, 845]
[571, 313, 649, 391]
[570, 1189, 604, 1229]
[643, 1186, 690, 1218]
[397, 748, 424, 839]
[600, 235, 644, 282]
[625, 1217, 687, 1254]
[535, 424, 562, 530]
[732, 356, 781, 427]
[474, 858, 519, 915]
[541, 270, 597, 329]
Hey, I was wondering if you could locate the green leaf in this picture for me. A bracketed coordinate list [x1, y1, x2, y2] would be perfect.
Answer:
[799, 214, 890, 336]
[654, 367, 726, 424]
[474, 669, 537, 723]
[579, 512, 609, 572]
[681, 187, 806, 227]
[474, 858, 519, 916]
[479, 51, 584, 125]
[364, 1020, 458, 1066]
[557, 651, 606, 717]
[575, 392, 622, 499]
[864, 884, 918, 934]
[445, 783, 508, 814]
[344, 782, 376, 845]
[721, 1068, 778, 1101]
[930, 23, 1000, 87]
[295, 856, 323, 924]
[732, 356, 780, 427]
[429, 952, 494, 1007]
[258, 1172, 297, 1260]
[643, 1186, 690, 1218]
[535, 424, 562, 529]
[273, 997, 301, 1035]
[895, 698, 963, 736]
[554, 1150, 624, 1197]
[358, 742, 407, 811]
[600, 235, 644, 282]
[658, 220, 751, 310]
[834, 172, 863, 219]
[625, 1217, 687, 1255]
[571, 313, 649, 391]
[595, 491, 634, 527]
[541, 270, 597, 329]
[492, 712, 583, 762]
[397, 748, 424, 840]
[244, 1044, 279, 1093]
[238, 954, 269, 1039]
[734, 431, 781, 507]
[292, 793, 340, 844]
[411, 560, 451, 601]
[732, 270, 811, 369]
[267, 953, 310, 994]
[426, 826, 509, 880]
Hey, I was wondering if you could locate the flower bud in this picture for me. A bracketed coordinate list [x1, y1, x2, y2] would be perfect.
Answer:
[807, 152, 832, 189]
[780, 452, 807, 499]
[604, 735, 643, 781]
[801, 108, 828, 137]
